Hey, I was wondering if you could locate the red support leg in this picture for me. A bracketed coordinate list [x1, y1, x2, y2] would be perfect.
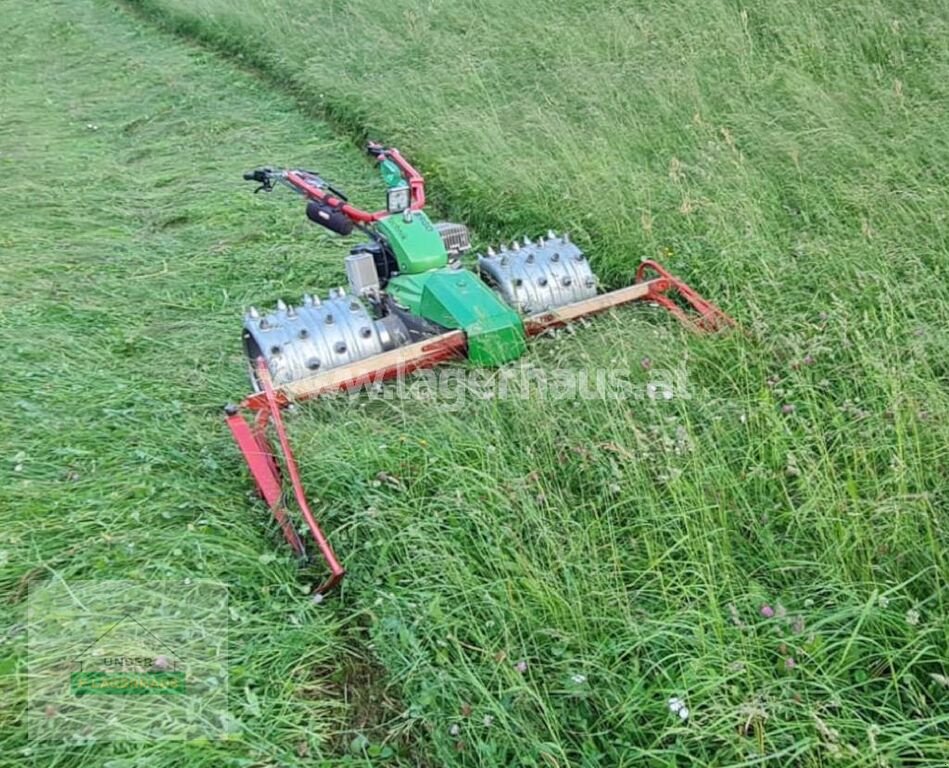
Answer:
[255, 360, 346, 594]
[226, 405, 308, 559]
[225, 407, 282, 507]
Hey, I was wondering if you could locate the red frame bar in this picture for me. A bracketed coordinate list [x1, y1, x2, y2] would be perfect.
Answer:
[226, 260, 732, 594]
[635, 259, 733, 332]
[226, 363, 346, 594]
[244, 330, 467, 412]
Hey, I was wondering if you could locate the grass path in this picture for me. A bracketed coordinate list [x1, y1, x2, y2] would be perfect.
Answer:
[0, 1, 412, 764]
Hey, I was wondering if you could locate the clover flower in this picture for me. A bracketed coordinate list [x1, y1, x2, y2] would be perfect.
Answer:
[668, 696, 690, 721]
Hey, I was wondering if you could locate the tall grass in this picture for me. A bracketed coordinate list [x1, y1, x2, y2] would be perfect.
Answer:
[287, 310, 947, 764]
[122, 1, 949, 763]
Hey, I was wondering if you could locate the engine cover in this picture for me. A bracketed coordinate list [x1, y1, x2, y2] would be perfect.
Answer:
[242, 290, 409, 388]
[477, 232, 597, 315]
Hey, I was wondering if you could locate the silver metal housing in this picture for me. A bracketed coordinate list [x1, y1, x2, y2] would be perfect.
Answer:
[242, 290, 409, 388]
[477, 232, 597, 314]
[344, 251, 380, 296]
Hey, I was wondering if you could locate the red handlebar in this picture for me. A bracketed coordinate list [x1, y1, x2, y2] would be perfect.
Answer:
[284, 146, 425, 224]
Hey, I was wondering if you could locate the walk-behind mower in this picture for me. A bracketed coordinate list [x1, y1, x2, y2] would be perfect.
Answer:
[225, 143, 733, 594]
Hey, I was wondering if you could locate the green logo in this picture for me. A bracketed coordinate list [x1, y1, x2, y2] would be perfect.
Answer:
[71, 671, 186, 695]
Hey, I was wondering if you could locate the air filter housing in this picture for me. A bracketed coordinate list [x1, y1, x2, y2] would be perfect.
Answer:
[434, 221, 471, 258]
[345, 250, 380, 295]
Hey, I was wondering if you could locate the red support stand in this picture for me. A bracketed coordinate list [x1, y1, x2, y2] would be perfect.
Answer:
[225, 362, 345, 595]
[636, 260, 734, 333]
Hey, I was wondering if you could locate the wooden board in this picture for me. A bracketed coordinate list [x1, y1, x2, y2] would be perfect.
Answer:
[523, 280, 657, 335]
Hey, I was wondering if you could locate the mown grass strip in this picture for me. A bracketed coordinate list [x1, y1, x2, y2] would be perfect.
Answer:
[0, 1, 421, 764]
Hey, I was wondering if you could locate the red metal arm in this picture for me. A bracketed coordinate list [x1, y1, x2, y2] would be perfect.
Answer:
[382, 147, 426, 209]
[636, 260, 734, 332]
[284, 170, 385, 223]
[225, 362, 346, 595]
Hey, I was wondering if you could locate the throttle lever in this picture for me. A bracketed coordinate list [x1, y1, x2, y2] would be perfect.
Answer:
[326, 184, 348, 202]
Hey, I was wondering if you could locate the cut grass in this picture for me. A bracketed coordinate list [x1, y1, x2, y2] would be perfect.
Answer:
[0, 1, 413, 764]
[2, 0, 947, 766]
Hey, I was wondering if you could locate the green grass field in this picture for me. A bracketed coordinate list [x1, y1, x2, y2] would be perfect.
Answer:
[2, 0, 947, 765]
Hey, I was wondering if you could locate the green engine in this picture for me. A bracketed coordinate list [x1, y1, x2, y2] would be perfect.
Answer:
[375, 211, 526, 366]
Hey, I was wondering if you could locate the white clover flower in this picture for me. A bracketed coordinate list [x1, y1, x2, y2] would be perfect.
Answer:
[668, 696, 691, 720]
[571, 673, 587, 685]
